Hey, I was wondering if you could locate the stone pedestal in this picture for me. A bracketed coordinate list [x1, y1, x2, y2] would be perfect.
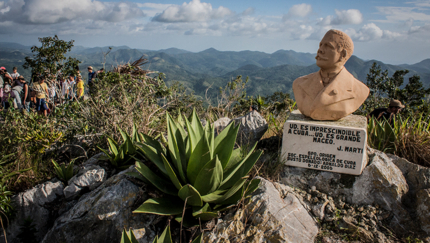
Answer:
[281, 110, 368, 175]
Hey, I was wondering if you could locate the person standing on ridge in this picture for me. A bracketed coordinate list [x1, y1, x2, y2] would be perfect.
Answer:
[87, 66, 95, 95]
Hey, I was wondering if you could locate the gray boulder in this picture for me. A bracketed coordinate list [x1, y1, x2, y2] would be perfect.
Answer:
[212, 117, 231, 135]
[204, 178, 318, 243]
[63, 165, 107, 199]
[4, 180, 64, 243]
[41, 167, 157, 243]
[230, 111, 268, 146]
[416, 189, 430, 235]
[352, 151, 412, 231]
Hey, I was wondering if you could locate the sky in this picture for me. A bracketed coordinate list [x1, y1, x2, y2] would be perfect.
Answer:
[0, 0, 430, 64]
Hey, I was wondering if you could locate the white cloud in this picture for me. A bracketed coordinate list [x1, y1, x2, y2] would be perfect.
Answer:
[409, 23, 430, 34]
[375, 6, 430, 23]
[152, 0, 233, 23]
[286, 4, 312, 18]
[318, 9, 363, 25]
[0, 0, 145, 24]
[345, 23, 403, 41]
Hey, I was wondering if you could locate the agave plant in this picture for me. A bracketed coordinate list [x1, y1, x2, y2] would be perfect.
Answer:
[51, 159, 76, 184]
[133, 110, 262, 223]
[120, 228, 138, 243]
[98, 125, 142, 169]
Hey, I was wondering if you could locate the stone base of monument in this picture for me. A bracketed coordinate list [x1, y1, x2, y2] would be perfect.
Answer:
[281, 110, 368, 175]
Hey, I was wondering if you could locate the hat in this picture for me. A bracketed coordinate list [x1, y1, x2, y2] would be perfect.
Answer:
[0, 67, 5, 70]
[88, 66, 93, 70]
[18, 75, 25, 80]
[389, 99, 405, 108]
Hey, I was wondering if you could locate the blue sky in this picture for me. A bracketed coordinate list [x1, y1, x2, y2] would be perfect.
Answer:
[0, 0, 429, 64]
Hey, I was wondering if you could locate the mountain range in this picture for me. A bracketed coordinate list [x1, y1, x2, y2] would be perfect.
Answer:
[0, 42, 429, 99]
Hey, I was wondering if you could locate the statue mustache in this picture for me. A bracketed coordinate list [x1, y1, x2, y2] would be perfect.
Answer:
[315, 55, 328, 61]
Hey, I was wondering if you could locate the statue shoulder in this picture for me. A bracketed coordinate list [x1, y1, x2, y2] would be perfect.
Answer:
[293, 72, 318, 87]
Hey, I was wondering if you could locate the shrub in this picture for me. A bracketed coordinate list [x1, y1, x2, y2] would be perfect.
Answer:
[133, 110, 261, 224]
[368, 114, 430, 166]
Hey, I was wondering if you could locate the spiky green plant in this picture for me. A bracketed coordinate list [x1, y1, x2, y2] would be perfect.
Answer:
[98, 125, 141, 169]
[51, 159, 76, 184]
[120, 228, 138, 243]
[133, 110, 262, 224]
[367, 116, 397, 153]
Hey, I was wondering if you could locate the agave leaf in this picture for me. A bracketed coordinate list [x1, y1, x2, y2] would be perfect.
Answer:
[166, 113, 187, 182]
[162, 153, 183, 190]
[244, 178, 261, 197]
[223, 148, 241, 172]
[118, 126, 129, 143]
[97, 147, 113, 161]
[190, 109, 204, 138]
[125, 137, 136, 155]
[204, 178, 247, 204]
[107, 137, 119, 157]
[187, 132, 212, 185]
[220, 144, 261, 189]
[135, 162, 176, 195]
[157, 225, 173, 243]
[136, 142, 167, 176]
[184, 115, 199, 153]
[133, 197, 183, 216]
[191, 234, 202, 243]
[205, 123, 215, 159]
[214, 122, 240, 168]
[132, 124, 138, 143]
[193, 155, 223, 195]
[121, 229, 132, 243]
[178, 184, 203, 207]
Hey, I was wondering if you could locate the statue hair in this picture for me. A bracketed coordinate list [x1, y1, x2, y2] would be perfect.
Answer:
[326, 29, 354, 60]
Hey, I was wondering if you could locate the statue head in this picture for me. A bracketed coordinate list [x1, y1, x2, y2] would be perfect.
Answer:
[315, 29, 354, 71]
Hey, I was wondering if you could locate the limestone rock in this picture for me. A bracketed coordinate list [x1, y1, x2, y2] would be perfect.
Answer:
[204, 178, 318, 243]
[63, 165, 106, 199]
[230, 110, 268, 146]
[5, 180, 64, 243]
[42, 167, 157, 243]
[212, 117, 231, 135]
[388, 153, 430, 205]
[352, 151, 412, 232]
[416, 189, 430, 234]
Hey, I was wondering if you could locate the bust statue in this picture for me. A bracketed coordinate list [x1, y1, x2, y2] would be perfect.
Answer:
[292, 29, 369, 121]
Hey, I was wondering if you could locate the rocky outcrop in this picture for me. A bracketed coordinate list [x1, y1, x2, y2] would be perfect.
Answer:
[63, 165, 107, 199]
[42, 167, 157, 243]
[204, 178, 318, 243]
[212, 117, 231, 135]
[230, 111, 268, 146]
[352, 151, 412, 231]
[5, 180, 64, 243]
[416, 189, 430, 235]
[280, 147, 427, 235]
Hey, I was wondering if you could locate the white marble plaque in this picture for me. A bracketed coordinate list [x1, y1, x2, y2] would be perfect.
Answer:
[281, 119, 367, 175]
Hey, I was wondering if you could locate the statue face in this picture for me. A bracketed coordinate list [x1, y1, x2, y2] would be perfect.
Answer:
[315, 33, 344, 70]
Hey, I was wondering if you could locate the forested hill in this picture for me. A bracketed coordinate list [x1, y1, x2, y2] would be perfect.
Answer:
[0, 42, 429, 99]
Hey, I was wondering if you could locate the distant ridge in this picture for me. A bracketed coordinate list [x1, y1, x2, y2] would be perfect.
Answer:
[0, 42, 428, 99]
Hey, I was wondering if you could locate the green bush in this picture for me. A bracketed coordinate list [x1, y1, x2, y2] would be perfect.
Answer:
[133, 110, 261, 224]
[368, 114, 430, 166]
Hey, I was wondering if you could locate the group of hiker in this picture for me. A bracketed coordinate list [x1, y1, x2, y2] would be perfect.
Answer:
[0, 66, 101, 116]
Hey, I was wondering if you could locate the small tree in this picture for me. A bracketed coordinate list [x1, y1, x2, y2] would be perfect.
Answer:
[363, 62, 430, 115]
[23, 35, 81, 104]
